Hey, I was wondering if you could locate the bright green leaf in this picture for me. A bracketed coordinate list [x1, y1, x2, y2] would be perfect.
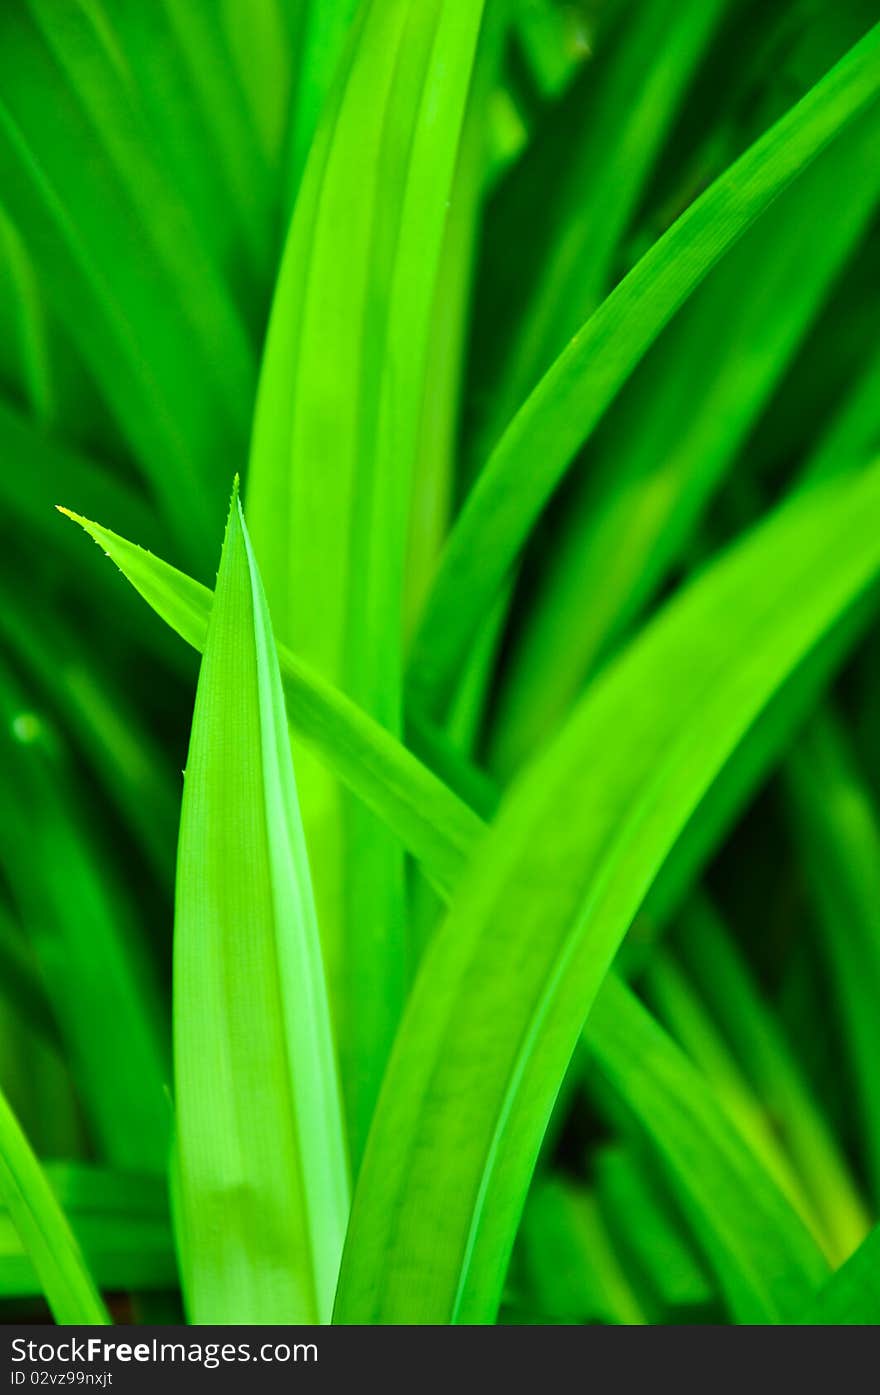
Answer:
[173, 488, 348, 1324]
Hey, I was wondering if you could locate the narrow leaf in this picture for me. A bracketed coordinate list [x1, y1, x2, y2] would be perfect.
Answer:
[174, 488, 348, 1324]
[247, 0, 488, 1158]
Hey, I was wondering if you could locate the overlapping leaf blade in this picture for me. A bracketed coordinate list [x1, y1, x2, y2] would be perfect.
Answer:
[173, 489, 348, 1324]
[247, 0, 488, 1159]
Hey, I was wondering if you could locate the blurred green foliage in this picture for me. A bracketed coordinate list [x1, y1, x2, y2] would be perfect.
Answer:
[0, 0, 879, 1326]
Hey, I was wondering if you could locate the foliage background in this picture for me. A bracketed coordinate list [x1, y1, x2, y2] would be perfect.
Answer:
[0, 0, 879, 1325]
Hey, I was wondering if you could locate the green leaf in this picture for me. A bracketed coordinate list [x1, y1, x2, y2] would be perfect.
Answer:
[135, 0, 274, 276]
[0, 1089, 109, 1324]
[404, 3, 508, 635]
[335, 463, 880, 1324]
[173, 487, 348, 1324]
[410, 19, 880, 714]
[247, 0, 488, 1159]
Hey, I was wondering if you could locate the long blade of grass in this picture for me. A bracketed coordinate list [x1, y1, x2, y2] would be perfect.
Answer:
[335, 463, 880, 1323]
[447, 1, 735, 749]
[633, 590, 875, 936]
[0, 1090, 109, 1324]
[247, 0, 487, 1159]
[409, 20, 880, 714]
[404, 2, 508, 634]
[144, 0, 274, 278]
[173, 487, 348, 1324]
